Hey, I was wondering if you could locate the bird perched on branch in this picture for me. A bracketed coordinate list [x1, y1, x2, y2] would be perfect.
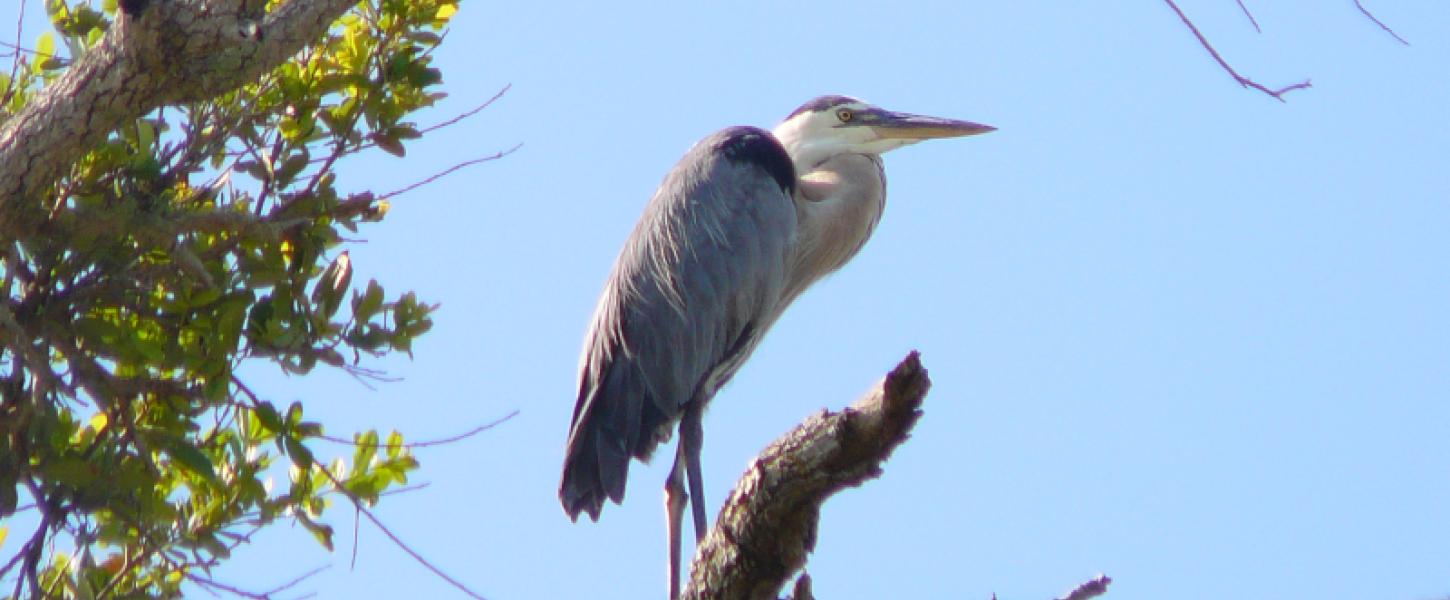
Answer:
[560, 95, 994, 598]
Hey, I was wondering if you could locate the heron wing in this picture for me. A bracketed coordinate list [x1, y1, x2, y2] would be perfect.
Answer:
[560, 126, 798, 520]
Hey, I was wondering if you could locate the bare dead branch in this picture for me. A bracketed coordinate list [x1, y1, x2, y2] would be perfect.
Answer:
[1353, 0, 1410, 45]
[681, 352, 930, 600]
[1057, 574, 1113, 600]
[1162, 0, 1312, 102]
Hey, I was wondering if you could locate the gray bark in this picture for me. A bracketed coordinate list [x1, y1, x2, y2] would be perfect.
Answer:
[682, 351, 930, 600]
[0, 0, 355, 237]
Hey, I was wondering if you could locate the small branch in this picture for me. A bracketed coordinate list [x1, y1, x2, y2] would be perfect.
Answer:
[1353, 0, 1410, 45]
[1057, 574, 1113, 600]
[378, 144, 522, 200]
[1162, 0, 1312, 102]
[418, 84, 512, 136]
[682, 352, 931, 599]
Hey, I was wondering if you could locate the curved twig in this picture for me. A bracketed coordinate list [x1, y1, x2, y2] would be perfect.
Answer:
[1353, 0, 1410, 45]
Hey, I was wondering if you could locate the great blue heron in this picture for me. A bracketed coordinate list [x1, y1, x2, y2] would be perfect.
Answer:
[560, 95, 993, 597]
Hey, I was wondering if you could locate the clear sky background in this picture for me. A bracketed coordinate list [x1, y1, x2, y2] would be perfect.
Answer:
[5, 1, 1449, 599]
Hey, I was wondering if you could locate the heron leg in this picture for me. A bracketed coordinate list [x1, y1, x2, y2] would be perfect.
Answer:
[679, 402, 709, 542]
[664, 440, 689, 600]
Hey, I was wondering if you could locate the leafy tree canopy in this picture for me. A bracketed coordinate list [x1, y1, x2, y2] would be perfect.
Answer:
[0, 0, 460, 596]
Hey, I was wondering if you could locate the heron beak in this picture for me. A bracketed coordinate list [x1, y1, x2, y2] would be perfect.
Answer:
[868, 110, 996, 140]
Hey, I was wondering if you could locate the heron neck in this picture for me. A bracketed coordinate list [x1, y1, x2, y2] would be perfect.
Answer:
[784, 153, 886, 302]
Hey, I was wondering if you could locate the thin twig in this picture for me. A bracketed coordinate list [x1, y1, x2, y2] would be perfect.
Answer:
[13, 481, 52, 600]
[262, 564, 331, 596]
[2, 0, 25, 106]
[1234, 0, 1261, 33]
[1162, 0, 1312, 101]
[0, 542, 28, 582]
[351, 507, 362, 570]
[94, 546, 153, 599]
[1353, 0, 1410, 45]
[419, 84, 511, 136]
[313, 460, 487, 599]
[378, 482, 431, 497]
[184, 572, 271, 599]
[378, 144, 521, 200]
[314, 410, 519, 448]
[179, 555, 327, 599]
[296, 84, 515, 164]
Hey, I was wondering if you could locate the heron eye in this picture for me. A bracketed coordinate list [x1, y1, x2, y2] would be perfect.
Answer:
[836, 109, 853, 123]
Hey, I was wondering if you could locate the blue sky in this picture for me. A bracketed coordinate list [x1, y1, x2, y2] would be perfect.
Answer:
[6, 1, 1449, 599]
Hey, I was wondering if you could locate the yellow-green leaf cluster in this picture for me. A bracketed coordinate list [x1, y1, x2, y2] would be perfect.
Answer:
[0, 1, 462, 597]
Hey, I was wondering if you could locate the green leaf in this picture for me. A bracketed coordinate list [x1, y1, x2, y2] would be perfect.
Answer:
[135, 119, 156, 153]
[164, 438, 219, 485]
[353, 430, 379, 471]
[275, 150, 311, 184]
[285, 401, 304, 428]
[372, 131, 406, 157]
[33, 33, 56, 75]
[295, 510, 334, 551]
[47, 456, 96, 488]
[253, 402, 284, 434]
[353, 279, 384, 319]
[284, 435, 314, 470]
[385, 430, 405, 459]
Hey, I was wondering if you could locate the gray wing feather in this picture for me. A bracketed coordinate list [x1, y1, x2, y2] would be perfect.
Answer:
[560, 128, 797, 520]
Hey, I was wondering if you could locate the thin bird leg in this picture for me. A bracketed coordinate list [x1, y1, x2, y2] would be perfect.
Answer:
[680, 402, 709, 542]
[664, 440, 690, 600]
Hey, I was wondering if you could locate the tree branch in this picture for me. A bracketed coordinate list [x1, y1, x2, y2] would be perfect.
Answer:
[1353, 0, 1410, 46]
[1161, 0, 1312, 102]
[0, 0, 357, 237]
[681, 351, 930, 600]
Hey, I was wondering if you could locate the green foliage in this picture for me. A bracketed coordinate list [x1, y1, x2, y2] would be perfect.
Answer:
[0, 0, 459, 597]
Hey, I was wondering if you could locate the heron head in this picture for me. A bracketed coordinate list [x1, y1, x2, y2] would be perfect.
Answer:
[771, 95, 995, 172]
